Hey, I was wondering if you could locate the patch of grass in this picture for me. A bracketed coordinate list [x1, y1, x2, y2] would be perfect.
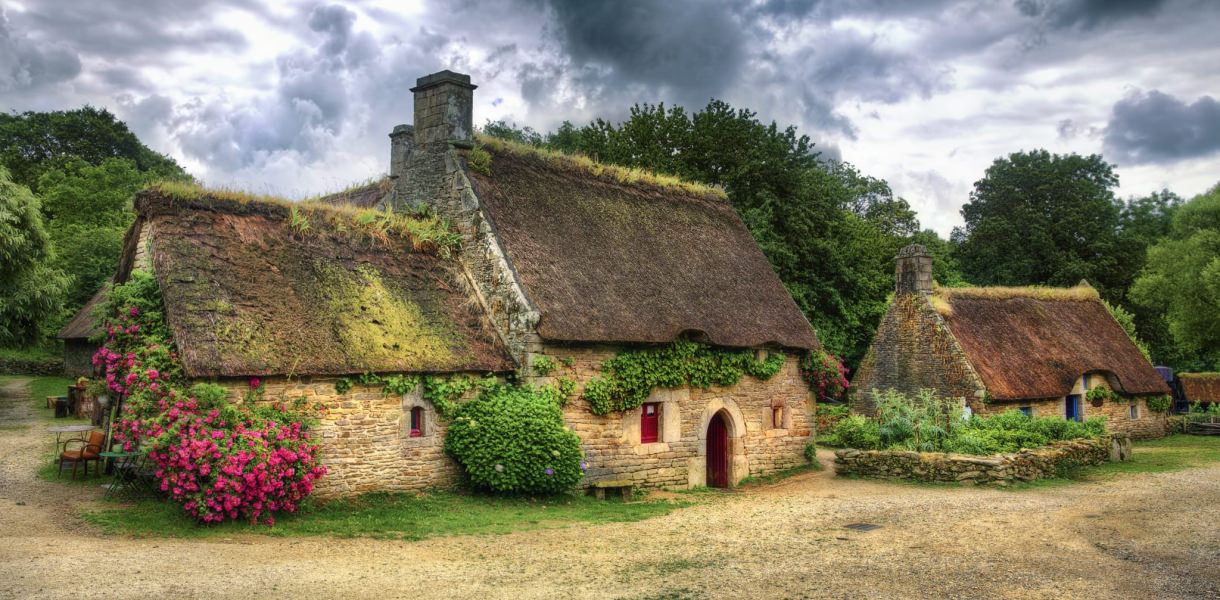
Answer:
[0, 375, 82, 420]
[81, 490, 689, 540]
[1008, 434, 1220, 490]
[0, 346, 60, 361]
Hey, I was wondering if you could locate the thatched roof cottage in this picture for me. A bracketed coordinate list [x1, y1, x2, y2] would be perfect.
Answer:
[69, 70, 820, 495]
[850, 244, 1170, 440]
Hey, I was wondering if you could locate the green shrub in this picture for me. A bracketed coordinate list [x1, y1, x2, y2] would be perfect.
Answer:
[831, 415, 882, 450]
[1146, 395, 1172, 413]
[444, 383, 584, 495]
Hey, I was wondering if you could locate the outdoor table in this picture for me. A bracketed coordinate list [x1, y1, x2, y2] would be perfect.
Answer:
[99, 451, 144, 501]
[46, 425, 95, 450]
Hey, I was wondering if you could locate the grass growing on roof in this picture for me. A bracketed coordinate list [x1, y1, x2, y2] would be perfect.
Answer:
[142, 181, 462, 254]
[473, 133, 725, 199]
[930, 283, 1099, 316]
[81, 491, 690, 540]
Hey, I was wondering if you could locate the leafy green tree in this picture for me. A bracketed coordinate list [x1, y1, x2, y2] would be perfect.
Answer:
[909, 229, 967, 287]
[0, 168, 68, 346]
[0, 106, 186, 193]
[481, 120, 543, 146]
[37, 158, 150, 310]
[1131, 184, 1220, 370]
[952, 150, 1135, 296]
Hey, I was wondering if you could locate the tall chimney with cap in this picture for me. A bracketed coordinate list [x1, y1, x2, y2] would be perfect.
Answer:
[410, 70, 476, 150]
[895, 244, 934, 295]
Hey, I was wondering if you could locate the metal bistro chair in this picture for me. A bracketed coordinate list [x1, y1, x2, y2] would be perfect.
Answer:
[58, 430, 106, 479]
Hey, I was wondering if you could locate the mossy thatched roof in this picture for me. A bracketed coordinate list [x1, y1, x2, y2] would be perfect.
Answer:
[938, 288, 1167, 400]
[466, 145, 818, 350]
[124, 187, 512, 377]
[1181, 373, 1220, 404]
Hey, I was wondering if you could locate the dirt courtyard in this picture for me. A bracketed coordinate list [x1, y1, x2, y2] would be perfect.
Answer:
[1, 377, 1218, 600]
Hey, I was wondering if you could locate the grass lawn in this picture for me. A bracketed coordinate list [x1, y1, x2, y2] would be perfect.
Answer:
[0, 374, 82, 420]
[82, 491, 691, 540]
[1001, 434, 1220, 490]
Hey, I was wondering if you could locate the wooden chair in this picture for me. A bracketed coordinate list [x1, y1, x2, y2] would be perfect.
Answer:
[58, 431, 105, 480]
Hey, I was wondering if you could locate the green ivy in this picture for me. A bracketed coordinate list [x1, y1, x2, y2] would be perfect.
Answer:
[582, 340, 786, 415]
[333, 372, 499, 419]
[1146, 395, 1172, 413]
[1086, 385, 1123, 404]
[532, 355, 558, 376]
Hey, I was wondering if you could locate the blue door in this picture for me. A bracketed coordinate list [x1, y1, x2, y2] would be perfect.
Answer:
[1066, 395, 1081, 422]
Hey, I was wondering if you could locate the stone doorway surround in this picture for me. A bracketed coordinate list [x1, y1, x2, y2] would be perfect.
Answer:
[688, 397, 748, 488]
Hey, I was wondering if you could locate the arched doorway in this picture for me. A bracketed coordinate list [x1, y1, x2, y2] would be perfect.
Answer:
[706, 411, 729, 487]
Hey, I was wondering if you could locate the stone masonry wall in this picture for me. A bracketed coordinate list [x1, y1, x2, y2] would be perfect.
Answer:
[834, 433, 1130, 486]
[850, 293, 984, 414]
[216, 376, 482, 498]
[529, 344, 813, 490]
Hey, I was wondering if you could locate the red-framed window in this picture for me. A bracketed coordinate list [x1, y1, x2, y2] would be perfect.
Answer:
[641, 402, 660, 444]
[410, 406, 424, 437]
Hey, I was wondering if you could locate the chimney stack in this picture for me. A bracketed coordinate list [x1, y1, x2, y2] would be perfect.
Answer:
[388, 124, 413, 179]
[895, 244, 933, 295]
[410, 70, 476, 150]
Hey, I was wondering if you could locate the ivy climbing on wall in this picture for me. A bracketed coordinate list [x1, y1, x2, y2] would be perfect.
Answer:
[582, 340, 786, 415]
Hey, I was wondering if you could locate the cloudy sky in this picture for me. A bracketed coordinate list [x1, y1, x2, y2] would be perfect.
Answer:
[3, 0, 1218, 235]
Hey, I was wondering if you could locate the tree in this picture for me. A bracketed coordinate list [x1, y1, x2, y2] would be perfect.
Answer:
[0, 168, 68, 346]
[952, 150, 1129, 299]
[38, 158, 149, 311]
[1131, 184, 1220, 370]
[0, 106, 186, 193]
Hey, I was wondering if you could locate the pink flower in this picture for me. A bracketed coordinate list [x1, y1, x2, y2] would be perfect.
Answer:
[249, 378, 261, 389]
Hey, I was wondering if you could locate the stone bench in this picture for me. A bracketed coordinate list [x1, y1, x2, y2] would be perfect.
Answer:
[590, 479, 633, 500]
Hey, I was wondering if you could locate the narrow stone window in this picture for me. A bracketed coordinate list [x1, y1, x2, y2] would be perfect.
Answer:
[772, 407, 784, 429]
[1129, 405, 1140, 420]
[641, 402, 660, 444]
[410, 406, 424, 437]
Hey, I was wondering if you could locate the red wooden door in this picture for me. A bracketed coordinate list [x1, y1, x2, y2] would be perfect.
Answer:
[707, 412, 729, 487]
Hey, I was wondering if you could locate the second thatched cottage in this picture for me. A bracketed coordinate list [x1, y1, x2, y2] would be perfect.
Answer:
[850, 244, 1171, 440]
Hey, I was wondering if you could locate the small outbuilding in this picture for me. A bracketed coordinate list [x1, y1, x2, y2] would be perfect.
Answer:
[1180, 373, 1220, 406]
[850, 244, 1171, 440]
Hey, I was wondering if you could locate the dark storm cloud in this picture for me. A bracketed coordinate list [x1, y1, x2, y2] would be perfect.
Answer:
[0, 10, 80, 91]
[1103, 90, 1220, 165]
[1015, 0, 1167, 30]
[542, 0, 746, 103]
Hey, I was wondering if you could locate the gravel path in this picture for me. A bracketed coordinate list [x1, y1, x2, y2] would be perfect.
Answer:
[1, 379, 1218, 600]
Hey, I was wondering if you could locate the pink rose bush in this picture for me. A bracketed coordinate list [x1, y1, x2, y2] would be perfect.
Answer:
[799, 350, 850, 402]
[95, 271, 326, 525]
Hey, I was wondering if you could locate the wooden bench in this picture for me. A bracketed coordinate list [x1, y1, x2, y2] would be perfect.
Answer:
[590, 479, 633, 500]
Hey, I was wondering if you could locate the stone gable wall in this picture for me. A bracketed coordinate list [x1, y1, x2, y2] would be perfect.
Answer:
[834, 433, 1130, 486]
[979, 397, 1168, 440]
[850, 293, 984, 414]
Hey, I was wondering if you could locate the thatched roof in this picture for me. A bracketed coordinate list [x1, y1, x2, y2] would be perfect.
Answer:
[1181, 373, 1220, 404]
[466, 145, 818, 350]
[938, 288, 1168, 400]
[127, 187, 512, 378]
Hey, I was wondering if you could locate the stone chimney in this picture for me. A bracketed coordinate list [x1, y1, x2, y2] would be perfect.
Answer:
[388, 124, 413, 179]
[895, 244, 933, 295]
[410, 70, 476, 150]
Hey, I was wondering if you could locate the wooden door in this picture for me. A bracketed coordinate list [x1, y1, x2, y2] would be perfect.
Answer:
[1066, 395, 1081, 422]
[707, 412, 729, 488]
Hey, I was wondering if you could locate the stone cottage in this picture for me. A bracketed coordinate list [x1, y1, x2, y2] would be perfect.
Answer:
[70, 69, 820, 495]
[850, 244, 1170, 440]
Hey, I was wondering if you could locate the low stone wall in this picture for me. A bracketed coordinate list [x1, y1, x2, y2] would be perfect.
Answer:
[0, 357, 64, 376]
[834, 433, 1131, 486]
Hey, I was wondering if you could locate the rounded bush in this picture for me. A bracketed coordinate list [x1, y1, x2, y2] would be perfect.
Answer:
[832, 415, 882, 450]
[444, 384, 584, 495]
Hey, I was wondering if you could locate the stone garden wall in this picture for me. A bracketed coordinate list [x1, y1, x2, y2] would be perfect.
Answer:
[0, 357, 63, 376]
[834, 433, 1131, 486]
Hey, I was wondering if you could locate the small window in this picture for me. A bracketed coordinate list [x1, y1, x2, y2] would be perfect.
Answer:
[1019, 406, 1033, 417]
[410, 406, 424, 437]
[772, 407, 784, 429]
[641, 402, 660, 444]
[1130, 405, 1140, 420]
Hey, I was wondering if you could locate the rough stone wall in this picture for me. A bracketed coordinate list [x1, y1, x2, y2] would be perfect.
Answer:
[834, 434, 1129, 486]
[0, 357, 64, 376]
[850, 293, 984, 414]
[62, 340, 96, 378]
[528, 344, 813, 490]
[215, 376, 481, 498]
